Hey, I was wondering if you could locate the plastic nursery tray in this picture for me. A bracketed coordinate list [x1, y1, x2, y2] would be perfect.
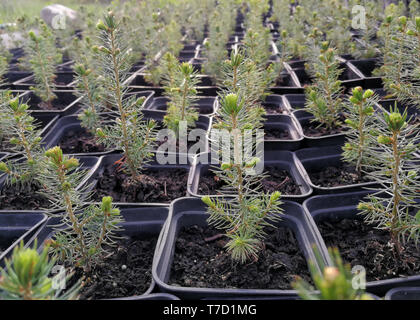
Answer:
[303, 191, 420, 296]
[295, 145, 380, 194]
[24, 205, 170, 300]
[13, 71, 75, 90]
[187, 150, 313, 202]
[263, 114, 304, 151]
[152, 197, 326, 300]
[0, 212, 47, 268]
[145, 96, 219, 116]
[385, 287, 420, 300]
[17, 90, 82, 115]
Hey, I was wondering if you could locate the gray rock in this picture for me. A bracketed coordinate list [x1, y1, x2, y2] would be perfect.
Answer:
[40, 4, 79, 30]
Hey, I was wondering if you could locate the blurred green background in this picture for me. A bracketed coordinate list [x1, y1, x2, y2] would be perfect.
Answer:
[0, 0, 109, 24]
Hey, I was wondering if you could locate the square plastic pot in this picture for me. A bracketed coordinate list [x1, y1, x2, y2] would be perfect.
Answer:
[152, 197, 326, 300]
[264, 114, 304, 151]
[292, 110, 347, 148]
[0, 155, 102, 211]
[286, 60, 364, 90]
[283, 93, 306, 112]
[303, 191, 420, 296]
[385, 287, 420, 300]
[93, 152, 193, 206]
[13, 71, 75, 90]
[41, 91, 155, 156]
[347, 58, 381, 78]
[187, 150, 312, 202]
[0, 212, 47, 268]
[17, 90, 81, 115]
[145, 96, 218, 116]
[24, 205, 170, 300]
[295, 145, 380, 194]
[262, 94, 290, 115]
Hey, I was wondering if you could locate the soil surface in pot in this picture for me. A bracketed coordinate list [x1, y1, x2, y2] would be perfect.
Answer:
[309, 164, 371, 187]
[265, 128, 292, 140]
[170, 225, 312, 289]
[73, 236, 156, 299]
[59, 129, 106, 154]
[302, 121, 347, 137]
[318, 218, 420, 281]
[0, 182, 50, 210]
[30, 100, 68, 111]
[92, 164, 189, 203]
[198, 166, 302, 195]
[263, 102, 287, 115]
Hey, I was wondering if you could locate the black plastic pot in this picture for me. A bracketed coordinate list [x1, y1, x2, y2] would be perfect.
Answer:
[178, 50, 196, 62]
[303, 191, 420, 296]
[41, 115, 113, 157]
[347, 58, 380, 78]
[152, 197, 325, 300]
[0, 212, 47, 268]
[292, 110, 346, 148]
[145, 96, 218, 116]
[295, 145, 380, 194]
[262, 94, 289, 115]
[13, 71, 75, 90]
[283, 94, 305, 112]
[187, 150, 312, 201]
[93, 152, 193, 205]
[385, 287, 420, 300]
[4, 70, 32, 84]
[286, 60, 364, 90]
[264, 114, 304, 151]
[17, 90, 81, 115]
[124, 71, 217, 97]
[25, 205, 170, 300]
[0, 153, 8, 161]
[0, 155, 101, 211]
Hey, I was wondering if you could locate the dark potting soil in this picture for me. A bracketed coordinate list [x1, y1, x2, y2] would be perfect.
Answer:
[0, 182, 50, 210]
[32, 101, 68, 111]
[263, 102, 287, 115]
[75, 237, 157, 300]
[170, 225, 312, 289]
[59, 129, 106, 154]
[302, 122, 346, 137]
[0, 238, 18, 255]
[265, 128, 292, 140]
[318, 218, 420, 281]
[197, 167, 302, 195]
[309, 164, 371, 187]
[92, 164, 188, 203]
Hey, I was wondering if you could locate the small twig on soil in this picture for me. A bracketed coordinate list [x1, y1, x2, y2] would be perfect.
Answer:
[277, 176, 290, 189]
[164, 181, 167, 196]
[205, 233, 226, 242]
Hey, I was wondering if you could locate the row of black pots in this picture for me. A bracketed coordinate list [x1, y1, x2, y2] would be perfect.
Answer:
[0, 190, 418, 300]
[0, 145, 381, 213]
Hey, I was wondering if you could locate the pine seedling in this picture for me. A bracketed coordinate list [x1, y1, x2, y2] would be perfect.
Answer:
[74, 63, 104, 134]
[382, 16, 420, 109]
[358, 106, 420, 254]
[219, 50, 267, 128]
[94, 12, 157, 182]
[276, 30, 293, 73]
[163, 62, 199, 135]
[342, 87, 379, 176]
[38, 147, 124, 272]
[304, 41, 345, 130]
[0, 241, 80, 300]
[202, 94, 283, 263]
[0, 97, 43, 185]
[0, 56, 8, 86]
[409, 0, 420, 18]
[23, 22, 62, 108]
[293, 247, 373, 300]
